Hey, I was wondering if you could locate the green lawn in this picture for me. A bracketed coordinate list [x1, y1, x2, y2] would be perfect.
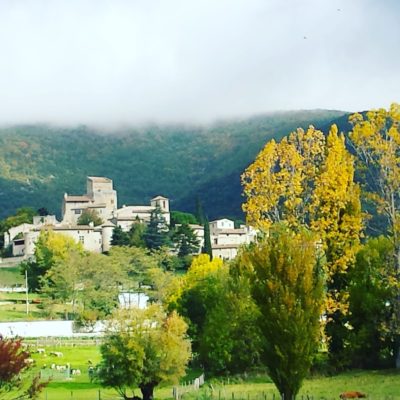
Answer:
[0, 266, 24, 286]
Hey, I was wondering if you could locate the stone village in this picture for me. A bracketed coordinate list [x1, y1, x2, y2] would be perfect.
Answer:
[3, 176, 256, 261]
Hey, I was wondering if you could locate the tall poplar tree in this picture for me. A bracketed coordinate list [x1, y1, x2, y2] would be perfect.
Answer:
[349, 103, 400, 367]
[239, 226, 324, 400]
[242, 124, 363, 367]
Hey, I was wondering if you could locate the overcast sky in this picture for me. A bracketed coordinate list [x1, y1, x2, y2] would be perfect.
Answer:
[0, 0, 399, 126]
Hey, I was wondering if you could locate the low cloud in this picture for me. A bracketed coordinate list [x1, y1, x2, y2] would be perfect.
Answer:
[0, 0, 399, 127]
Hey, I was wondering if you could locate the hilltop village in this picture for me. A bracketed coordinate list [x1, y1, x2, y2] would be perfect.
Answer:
[3, 176, 256, 260]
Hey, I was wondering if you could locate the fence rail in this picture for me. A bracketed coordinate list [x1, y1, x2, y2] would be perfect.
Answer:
[25, 337, 102, 347]
[173, 373, 205, 400]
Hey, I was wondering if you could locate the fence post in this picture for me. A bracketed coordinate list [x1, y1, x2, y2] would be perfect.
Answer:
[98, 389, 101, 400]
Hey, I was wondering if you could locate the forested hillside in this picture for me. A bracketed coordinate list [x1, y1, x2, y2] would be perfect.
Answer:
[0, 110, 346, 219]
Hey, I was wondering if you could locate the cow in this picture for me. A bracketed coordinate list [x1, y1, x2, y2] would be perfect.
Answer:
[340, 391, 366, 399]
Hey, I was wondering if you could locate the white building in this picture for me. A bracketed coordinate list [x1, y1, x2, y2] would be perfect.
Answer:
[10, 219, 115, 257]
[3, 176, 255, 261]
[4, 176, 170, 258]
[62, 177, 117, 225]
[115, 195, 170, 231]
[210, 218, 257, 260]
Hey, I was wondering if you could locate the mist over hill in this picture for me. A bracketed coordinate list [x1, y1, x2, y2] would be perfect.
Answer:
[0, 110, 347, 220]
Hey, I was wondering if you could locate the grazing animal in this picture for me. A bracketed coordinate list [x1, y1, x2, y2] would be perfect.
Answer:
[50, 351, 63, 357]
[25, 358, 35, 365]
[51, 363, 56, 369]
[340, 392, 366, 399]
[36, 348, 46, 354]
[71, 369, 81, 376]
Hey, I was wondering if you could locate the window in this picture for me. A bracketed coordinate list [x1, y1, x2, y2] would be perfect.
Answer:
[79, 236, 85, 244]
[74, 209, 82, 214]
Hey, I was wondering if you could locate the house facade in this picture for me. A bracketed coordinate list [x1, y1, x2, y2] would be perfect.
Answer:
[210, 219, 257, 260]
[62, 177, 117, 225]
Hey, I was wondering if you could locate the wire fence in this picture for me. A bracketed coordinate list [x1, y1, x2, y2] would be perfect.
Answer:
[186, 390, 397, 400]
[25, 336, 102, 347]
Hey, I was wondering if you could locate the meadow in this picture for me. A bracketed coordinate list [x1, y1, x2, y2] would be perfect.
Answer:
[20, 344, 400, 400]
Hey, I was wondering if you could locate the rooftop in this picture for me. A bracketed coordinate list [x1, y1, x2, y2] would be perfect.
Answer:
[151, 195, 169, 201]
[64, 195, 91, 202]
[87, 177, 112, 183]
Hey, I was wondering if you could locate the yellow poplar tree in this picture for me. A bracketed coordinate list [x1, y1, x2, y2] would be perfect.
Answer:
[349, 103, 400, 367]
[312, 125, 363, 308]
[242, 124, 363, 365]
[242, 124, 362, 277]
[242, 126, 325, 230]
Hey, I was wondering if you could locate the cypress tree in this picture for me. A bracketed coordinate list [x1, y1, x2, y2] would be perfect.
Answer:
[195, 196, 205, 226]
[202, 216, 213, 260]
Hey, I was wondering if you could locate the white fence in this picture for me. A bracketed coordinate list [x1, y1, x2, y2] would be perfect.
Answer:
[0, 286, 26, 292]
[0, 320, 105, 338]
[173, 373, 205, 400]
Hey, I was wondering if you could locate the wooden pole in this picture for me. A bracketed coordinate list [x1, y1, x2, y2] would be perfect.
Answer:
[25, 269, 29, 315]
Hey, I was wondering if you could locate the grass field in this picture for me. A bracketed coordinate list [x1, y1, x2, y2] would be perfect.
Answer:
[0, 266, 24, 286]
[21, 345, 400, 400]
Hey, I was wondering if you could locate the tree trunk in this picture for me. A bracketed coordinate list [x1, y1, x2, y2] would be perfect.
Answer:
[281, 388, 296, 400]
[140, 383, 155, 400]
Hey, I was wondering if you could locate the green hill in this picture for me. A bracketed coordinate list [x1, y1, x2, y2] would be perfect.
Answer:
[0, 110, 346, 220]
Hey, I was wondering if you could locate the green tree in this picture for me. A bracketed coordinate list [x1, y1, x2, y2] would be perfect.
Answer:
[170, 211, 198, 227]
[111, 226, 130, 247]
[108, 246, 159, 289]
[97, 305, 191, 400]
[239, 226, 324, 400]
[167, 254, 262, 374]
[202, 216, 212, 260]
[171, 223, 200, 257]
[347, 236, 397, 368]
[42, 250, 124, 324]
[21, 230, 84, 291]
[144, 207, 170, 250]
[198, 272, 263, 374]
[195, 196, 205, 225]
[37, 207, 49, 216]
[77, 209, 103, 226]
[128, 222, 147, 248]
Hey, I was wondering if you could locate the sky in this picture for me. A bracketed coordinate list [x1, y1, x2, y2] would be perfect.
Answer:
[0, 0, 399, 127]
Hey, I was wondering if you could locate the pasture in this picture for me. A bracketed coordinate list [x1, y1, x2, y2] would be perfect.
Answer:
[24, 344, 400, 400]
[0, 266, 24, 286]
